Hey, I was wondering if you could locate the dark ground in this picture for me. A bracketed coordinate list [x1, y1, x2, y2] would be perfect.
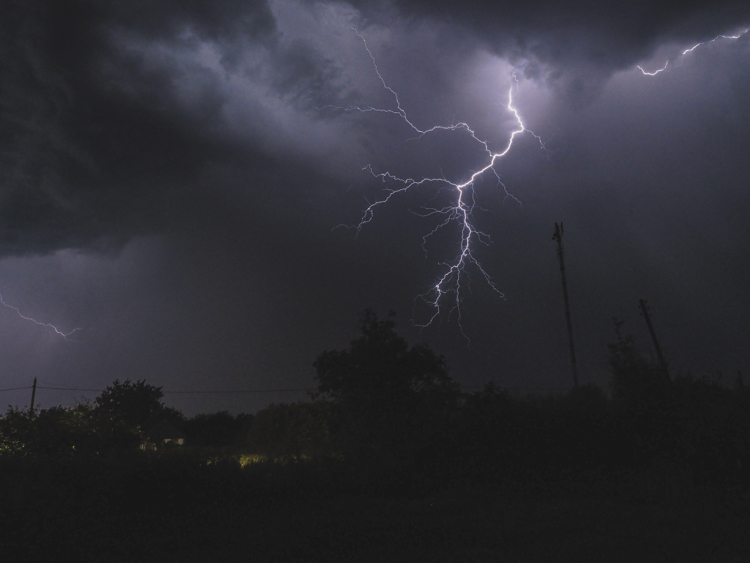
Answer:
[2, 455, 749, 562]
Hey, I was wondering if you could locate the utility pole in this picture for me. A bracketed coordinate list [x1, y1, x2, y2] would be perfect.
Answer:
[638, 299, 668, 376]
[552, 222, 578, 388]
[29, 377, 37, 417]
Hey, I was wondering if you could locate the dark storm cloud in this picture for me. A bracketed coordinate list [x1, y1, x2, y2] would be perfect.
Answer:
[0, 0, 282, 257]
[273, 39, 346, 107]
[348, 0, 750, 98]
[1, 0, 749, 414]
[4, 0, 747, 259]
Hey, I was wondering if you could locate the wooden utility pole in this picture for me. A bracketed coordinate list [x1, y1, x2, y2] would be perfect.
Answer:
[638, 299, 668, 376]
[552, 223, 578, 388]
[29, 377, 37, 416]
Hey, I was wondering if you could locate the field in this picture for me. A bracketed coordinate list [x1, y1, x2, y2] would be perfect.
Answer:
[2, 454, 749, 562]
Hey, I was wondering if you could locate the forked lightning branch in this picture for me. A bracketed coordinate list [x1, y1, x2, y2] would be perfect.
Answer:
[327, 25, 747, 335]
[325, 30, 546, 334]
[638, 28, 748, 75]
[0, 293, 81, 339]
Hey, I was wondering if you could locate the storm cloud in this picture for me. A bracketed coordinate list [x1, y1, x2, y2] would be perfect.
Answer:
[1, 0, 749, 413]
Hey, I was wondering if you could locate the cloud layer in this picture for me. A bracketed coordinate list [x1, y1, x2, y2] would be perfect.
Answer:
[1, 0, 749, 412]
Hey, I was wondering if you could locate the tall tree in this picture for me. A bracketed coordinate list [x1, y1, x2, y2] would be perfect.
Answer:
[94, 379, 182, 448]
[313, 310, 459, 462]
[607, 321, 670, 406]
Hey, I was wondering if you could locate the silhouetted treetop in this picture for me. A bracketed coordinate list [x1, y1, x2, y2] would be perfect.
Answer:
[607, 321, 670, 406]
[313, 309, 458, 407]
[94, 379, 167, 429]
[312, 310, 460, 465]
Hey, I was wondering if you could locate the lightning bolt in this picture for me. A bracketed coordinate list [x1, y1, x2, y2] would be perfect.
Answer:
[326, 30, 546, 335]
[0, 293, 82, 339]
[638, 29, 748, 75]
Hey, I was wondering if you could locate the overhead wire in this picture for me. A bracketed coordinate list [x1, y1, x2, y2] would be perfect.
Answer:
[0, 384, 570, 394]
[0, 385, 315, 394]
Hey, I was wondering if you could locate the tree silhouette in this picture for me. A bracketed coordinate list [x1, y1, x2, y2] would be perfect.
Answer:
[607, 319, 670, 406]
[94, 379, 182, 448]
[0, 403, 98, 456]
[313, 309, 459, 464]
[246, 402, 331, 458]
[183, 411, 243, 447]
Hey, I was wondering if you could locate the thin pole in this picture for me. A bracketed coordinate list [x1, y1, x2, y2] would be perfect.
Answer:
[29, 377, 37, 416]
[552, 223, 578, 388]
[638, 299, 668, 376]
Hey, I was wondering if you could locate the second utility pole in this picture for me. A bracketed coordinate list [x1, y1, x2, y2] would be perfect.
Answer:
[553, 223, 579, 388]
[638, 298, 669, 377]
[29, 377, 37, 417]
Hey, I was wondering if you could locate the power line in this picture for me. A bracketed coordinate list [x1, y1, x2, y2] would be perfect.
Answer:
[161, 388, 315, 394]
[36, 386, 103, 392]
[2, 384, 574, 395]
[31, 386, 315, 395]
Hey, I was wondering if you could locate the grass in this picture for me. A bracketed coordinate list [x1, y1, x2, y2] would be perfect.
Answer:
[1, 452, 748, 562]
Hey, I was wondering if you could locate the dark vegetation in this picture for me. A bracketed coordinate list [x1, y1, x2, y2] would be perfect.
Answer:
[1, 310, 749, 561]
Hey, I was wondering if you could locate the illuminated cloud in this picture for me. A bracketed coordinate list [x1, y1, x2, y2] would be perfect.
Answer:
[0, 0, 748, 411]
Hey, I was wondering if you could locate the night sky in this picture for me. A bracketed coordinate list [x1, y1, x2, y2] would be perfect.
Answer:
[1, 0, 749, 415]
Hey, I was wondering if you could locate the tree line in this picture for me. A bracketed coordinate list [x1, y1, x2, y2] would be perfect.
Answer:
[1, 309, 749, 493]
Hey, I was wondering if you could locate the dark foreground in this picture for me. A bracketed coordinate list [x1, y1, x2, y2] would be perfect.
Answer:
[1, 454, 749, 563]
